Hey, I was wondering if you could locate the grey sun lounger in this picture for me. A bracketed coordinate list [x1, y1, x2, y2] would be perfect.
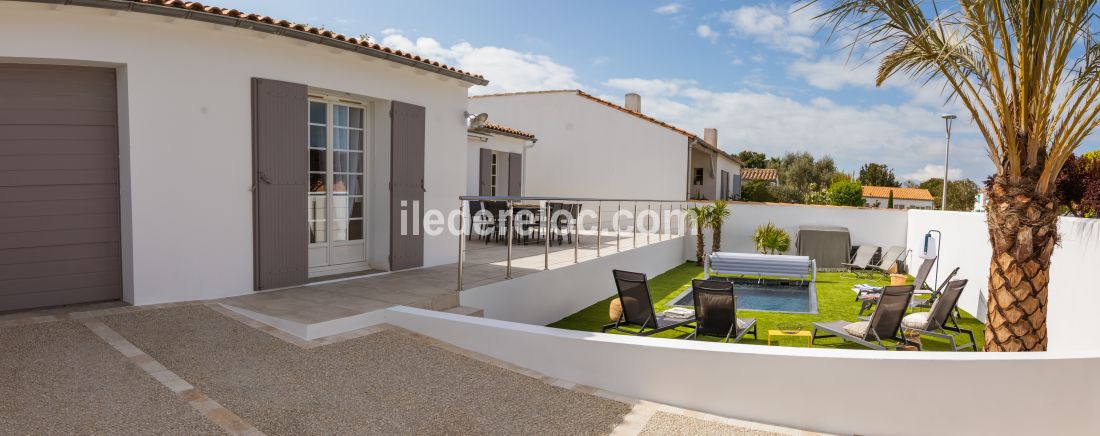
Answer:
[813, 285, 915, 350]
[866, 245, 907, 278]
[902, 279, 977, 351]
[841, 245, 879, 278]
[912, 267, 959, 309]
[857, 256, 936, 316]
[685, 279, 757, 343]
[602, 270, 695, 336]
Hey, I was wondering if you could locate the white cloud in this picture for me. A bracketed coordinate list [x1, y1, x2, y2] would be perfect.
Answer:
[381, 28, 402, 36]
[696, 24, 719, 42]
[903, 164, 965, 182]
[719, 3, 821, 55]
[789, 56, 879, 91]
[591, 56, 610, 66]
[654, 2, 684, 15]
[380, 33, 581, 94]
[598, 77, 993, 180]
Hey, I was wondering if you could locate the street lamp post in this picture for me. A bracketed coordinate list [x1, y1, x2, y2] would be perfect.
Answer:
[940, 114, 957, 211]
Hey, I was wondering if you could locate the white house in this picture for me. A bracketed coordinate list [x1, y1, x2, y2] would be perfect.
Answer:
[690, 128, 743, 201]
[0, 0, 488, 311]
[469, 90, 738, 201]
[465, 121, 537, 196]
[862, 186, 936, 209]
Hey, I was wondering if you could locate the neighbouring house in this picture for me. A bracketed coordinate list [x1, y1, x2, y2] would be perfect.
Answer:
[0, 0, 489, 311]
[740, 168, 780, 185]
[689, 127, 743, 201]
[466, 121, 537, 196]
[468, 90, 737, 200]
[973, 188, 988, 212]
[862, 186, 935, 209]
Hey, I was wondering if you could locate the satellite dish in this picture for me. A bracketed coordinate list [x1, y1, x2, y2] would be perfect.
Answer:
[467, 112, 489, 128]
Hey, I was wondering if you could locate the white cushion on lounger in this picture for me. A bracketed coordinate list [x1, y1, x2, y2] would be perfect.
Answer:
[736, 318, 751, 329]
[843, 321, 869, 337]
[902, 312, 931, 330]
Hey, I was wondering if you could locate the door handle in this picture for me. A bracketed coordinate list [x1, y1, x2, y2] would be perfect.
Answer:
[258, 172, 272, 184]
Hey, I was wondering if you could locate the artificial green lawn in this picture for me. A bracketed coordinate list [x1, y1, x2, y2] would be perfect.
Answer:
[547, 262, 985, 351]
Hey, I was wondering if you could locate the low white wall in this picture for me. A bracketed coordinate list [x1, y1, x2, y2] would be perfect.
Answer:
[906, 210, 1100, 351]
[690, 202, 909, 260]
[460, 237, 686, 325]
[386, 306, 1100, 436]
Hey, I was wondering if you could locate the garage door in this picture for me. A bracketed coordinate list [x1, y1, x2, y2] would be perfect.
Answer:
[0, 65, 122, 312]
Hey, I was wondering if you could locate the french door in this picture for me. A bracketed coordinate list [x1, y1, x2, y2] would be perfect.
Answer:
[307, 98, 369, 276]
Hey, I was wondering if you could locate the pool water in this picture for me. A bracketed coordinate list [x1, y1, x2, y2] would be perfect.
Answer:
[670, 281, 817, 314]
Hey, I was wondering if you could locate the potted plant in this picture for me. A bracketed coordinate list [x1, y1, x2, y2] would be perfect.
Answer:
[752, 222, 790, 255]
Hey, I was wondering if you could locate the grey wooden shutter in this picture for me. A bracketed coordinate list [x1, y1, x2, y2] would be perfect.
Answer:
[508, 152, 522, 196]
[720, 171, 729, 199]
[390, 101, 425, 270]
[732, 173, 742, 199]
[252, 78, 308, 290]
[479, 148, 492, 195]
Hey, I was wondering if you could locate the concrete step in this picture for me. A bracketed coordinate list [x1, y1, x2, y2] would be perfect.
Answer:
[442, 306, 484, 317]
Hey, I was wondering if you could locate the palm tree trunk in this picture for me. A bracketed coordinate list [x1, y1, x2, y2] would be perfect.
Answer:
[711, 222, 722, 253]
[695, 232, 704, 266]
[984, 174, 1057, 351]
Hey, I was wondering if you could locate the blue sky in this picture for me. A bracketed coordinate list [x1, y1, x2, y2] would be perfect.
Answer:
[216, 0, 1099, 182]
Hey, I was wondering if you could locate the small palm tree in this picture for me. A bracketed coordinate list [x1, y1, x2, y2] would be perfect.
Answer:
[686, 204, 713, 265]
[812, 0, 1100, 351]
[707, 200, 732, 253]
[753, 223, 791, 255]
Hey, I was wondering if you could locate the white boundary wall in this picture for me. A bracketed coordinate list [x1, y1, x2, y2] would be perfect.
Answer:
[460, 237, 686, 325]
[906, 210, 1100, 351]
[385, 306, 1100, 436]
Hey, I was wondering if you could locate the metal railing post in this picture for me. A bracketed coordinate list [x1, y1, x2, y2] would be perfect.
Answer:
[573, 201, 579, 263]
[658, 203, 664, 241]
[646, 202, 651, 245]
[596, 202, 602, 257]
[617, 202, 622, 252]
[506, 200, 514, 279]
[632, 202, 638, 248]
[457, 199, 465, 291]
[543, 202, 550, 270]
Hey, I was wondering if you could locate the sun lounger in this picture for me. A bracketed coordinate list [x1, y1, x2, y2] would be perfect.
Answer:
[841, 245, 879, 278]
[812, 285, 915, 350]
[866, 245, 907, 278]
[901, 279, 977, 351]
[685, 279, 757, 343]
[602, 270, 695, 336]
[856, 256, 936, 316]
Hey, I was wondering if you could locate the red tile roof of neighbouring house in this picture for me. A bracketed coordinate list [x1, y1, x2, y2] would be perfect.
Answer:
[862, 186, 934, 201]
[471, 89, 742, 164]
[740, 168, 779, 182]
[469, 122, 536, 140]
[36, 0, 487, 85]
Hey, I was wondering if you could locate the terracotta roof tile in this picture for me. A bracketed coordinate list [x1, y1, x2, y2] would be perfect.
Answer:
[470, 122, 536, 140]
[741, 168, 779, 182]
[57, 0, 487, 85]
[862, 186, 934, 201]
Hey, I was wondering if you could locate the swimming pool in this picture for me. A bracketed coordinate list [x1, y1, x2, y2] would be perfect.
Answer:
[670, 279, 818, 314]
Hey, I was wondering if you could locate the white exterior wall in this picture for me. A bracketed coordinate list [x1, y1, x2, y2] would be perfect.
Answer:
[465, 133, 527, 196]
[715, 154, 742, 199]
[865, 196, 934, 209]
[0, 3, 472, 304]
[906, 210, 1100, 351]
[469, 93, 688, 200]
[387, 306, 1100, 436]
[690, 202, 909, 260]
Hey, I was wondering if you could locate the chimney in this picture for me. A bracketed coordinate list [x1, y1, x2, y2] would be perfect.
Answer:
[624, 93, 641, 112]
[704, 128, 718, 147]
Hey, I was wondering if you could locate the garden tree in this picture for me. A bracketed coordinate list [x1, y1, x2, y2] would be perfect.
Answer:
[887, 190, 895, 208]
[736, 151, 768, 169]
[1055, 153, 1100, 217]
[740, 180, 774, 202]
[858, 163, 901, 187]
[816, 0, 1100, 351]
[773, 151, 839, 192]
[686, 205, 712, 266]
[770, 184, 806, 204]
[803, 183, 830, 205]
[920, 178, 980, 211]
[827, 180, 864, 206]
[707, 201, 732, 252]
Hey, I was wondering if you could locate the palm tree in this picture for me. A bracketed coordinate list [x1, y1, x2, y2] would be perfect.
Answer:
[708, 201, 732, 253]
[686, 205, 713, 266]
[813, 1, 1100, 351]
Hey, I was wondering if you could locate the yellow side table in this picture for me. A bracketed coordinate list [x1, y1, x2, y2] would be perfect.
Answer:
[767, 329, 813, 347]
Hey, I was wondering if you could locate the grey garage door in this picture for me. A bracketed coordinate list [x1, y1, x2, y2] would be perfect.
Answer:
[0, 64, 122, 312]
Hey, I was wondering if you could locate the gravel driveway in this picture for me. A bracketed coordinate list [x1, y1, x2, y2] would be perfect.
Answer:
[102, 305, 631, 435]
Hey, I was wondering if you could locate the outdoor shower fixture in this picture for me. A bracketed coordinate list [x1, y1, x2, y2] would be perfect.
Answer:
[922, 230, 942, 290]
